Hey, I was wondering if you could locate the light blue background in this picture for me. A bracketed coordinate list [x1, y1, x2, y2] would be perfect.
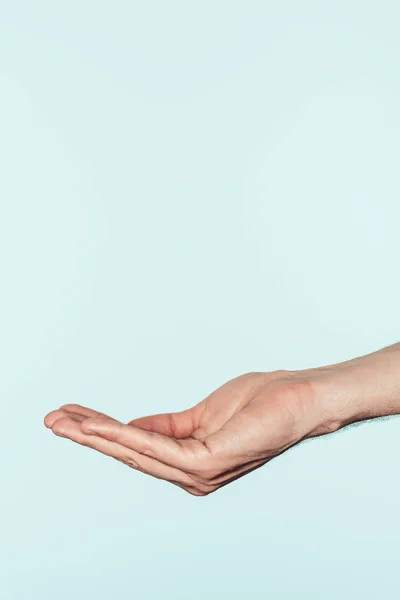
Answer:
[1, 2, 400, 598]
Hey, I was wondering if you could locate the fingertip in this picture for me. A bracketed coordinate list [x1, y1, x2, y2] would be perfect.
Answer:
[44, 410, 61, 429]
[51, 416, 71, 437]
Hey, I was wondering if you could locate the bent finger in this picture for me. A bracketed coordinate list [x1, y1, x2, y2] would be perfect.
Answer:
[50, 416, 193, 486]
[81, 417, 210, 472]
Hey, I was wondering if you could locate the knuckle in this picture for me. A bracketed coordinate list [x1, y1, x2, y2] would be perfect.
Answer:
[140, 443, 156, 459]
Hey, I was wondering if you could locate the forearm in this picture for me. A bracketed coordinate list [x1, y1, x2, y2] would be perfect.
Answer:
[306, 343, 400, 435]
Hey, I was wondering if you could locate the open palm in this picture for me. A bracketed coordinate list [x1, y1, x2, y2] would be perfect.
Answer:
[44, 370, 318, 495]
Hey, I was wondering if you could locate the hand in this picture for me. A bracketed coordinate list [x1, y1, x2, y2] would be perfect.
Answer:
[44, 370, 329, 496]
[44, 344, 400, 496]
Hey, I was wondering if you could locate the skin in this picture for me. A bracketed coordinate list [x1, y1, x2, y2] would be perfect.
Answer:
[44, 342, 400, 496]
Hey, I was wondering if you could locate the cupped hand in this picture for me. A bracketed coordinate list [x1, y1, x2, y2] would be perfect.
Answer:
[44, 370, 328, 496]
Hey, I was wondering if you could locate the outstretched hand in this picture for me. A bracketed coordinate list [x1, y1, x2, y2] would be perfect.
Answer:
[44, 344, 400, 494]
[45, 370, 329, 495]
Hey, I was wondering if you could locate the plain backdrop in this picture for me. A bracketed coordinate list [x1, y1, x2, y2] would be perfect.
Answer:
[1, 2, 400, 598]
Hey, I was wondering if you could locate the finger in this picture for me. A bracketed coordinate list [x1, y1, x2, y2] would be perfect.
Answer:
[59, 404, 114, 420]
[81, 417, 209, 471]
[44, 409, 87, 428]
[44, 404, 114, 429]
[61, 405, 196, 438]
[128, 407, 199, 439]
[50, 417, 195, 487]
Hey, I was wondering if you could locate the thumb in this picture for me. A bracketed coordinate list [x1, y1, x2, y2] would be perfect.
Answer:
[128, 407, 200, 439]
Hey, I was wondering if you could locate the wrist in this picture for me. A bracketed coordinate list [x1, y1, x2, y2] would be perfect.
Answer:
[306, 344, 400, 436]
